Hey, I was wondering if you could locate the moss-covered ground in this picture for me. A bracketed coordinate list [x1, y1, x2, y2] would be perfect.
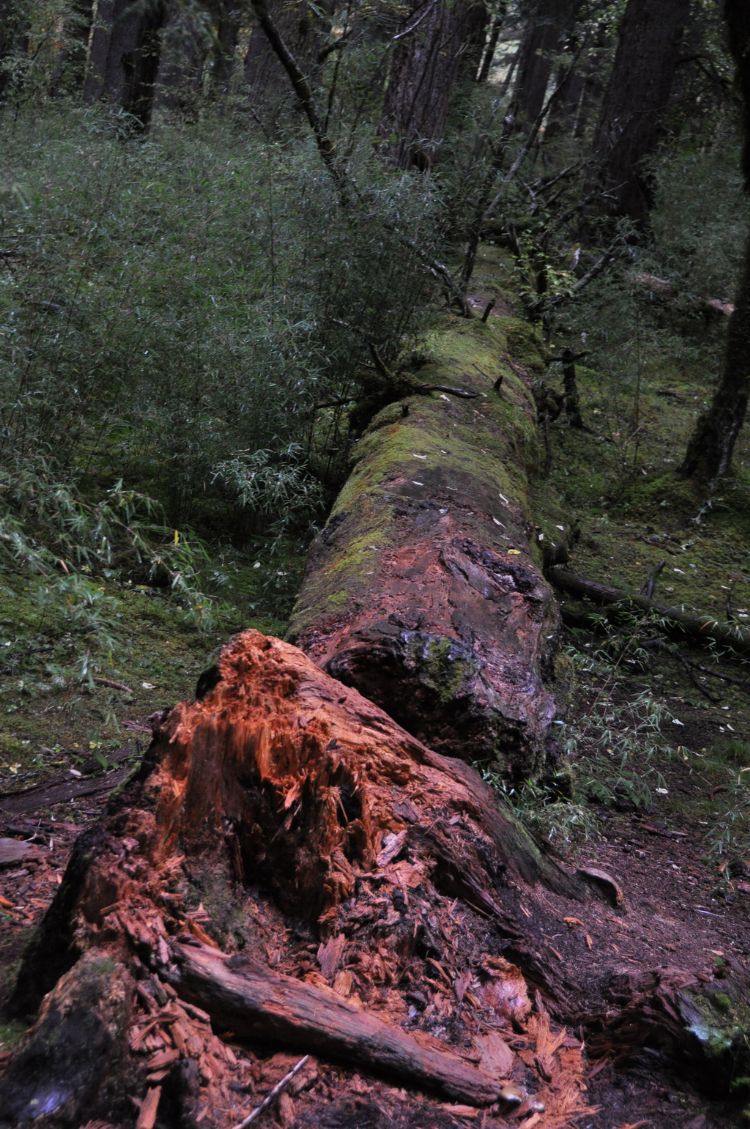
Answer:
[0, 552, 302, 795]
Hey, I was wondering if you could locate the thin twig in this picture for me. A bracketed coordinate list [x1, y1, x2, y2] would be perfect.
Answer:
[93, 676, 134, 694]
[231, 1055, 310, 1129]
[392, 0, 439, 42]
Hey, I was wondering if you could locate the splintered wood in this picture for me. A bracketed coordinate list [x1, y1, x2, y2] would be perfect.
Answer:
[0, 630, 592, 1128]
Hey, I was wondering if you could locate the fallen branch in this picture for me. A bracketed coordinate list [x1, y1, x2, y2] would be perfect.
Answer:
[93, 675, 134, 693]
[549, 565, 750, 654]
[169, 942, 501, 1106]
[231, 1055, 310, 1129]
[0, 748, 136, 816]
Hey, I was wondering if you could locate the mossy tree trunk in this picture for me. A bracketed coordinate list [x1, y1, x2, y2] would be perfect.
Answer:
[2, 310, 748, 1127]
[290, 316, 563, 784]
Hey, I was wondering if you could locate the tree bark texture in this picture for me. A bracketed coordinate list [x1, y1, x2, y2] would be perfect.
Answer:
[0, 629, 592, 1128]
[84, 0, 166, 126]
[289, 317, 563, 783]
[511, 0, 577, 126]
[679, 0, 750, 480]
[586, 0, 689, 227]
[378, 0, 488, 169]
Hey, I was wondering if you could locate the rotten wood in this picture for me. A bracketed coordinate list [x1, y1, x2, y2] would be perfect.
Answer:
[231, 1055, 309, 1129]
[1, 630, 589, 1128]
[586, 966, 750, 1095]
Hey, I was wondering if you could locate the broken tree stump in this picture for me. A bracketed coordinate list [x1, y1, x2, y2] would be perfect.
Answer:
[0, 631, 591, 1128]
[290, 317, 562, 782]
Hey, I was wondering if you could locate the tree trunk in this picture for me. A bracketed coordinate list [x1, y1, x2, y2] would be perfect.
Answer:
[3, 306, 748, 1126]
[476, 7, 506, 83]
[680, 216, 750, 481]
[378, 0, 488, 170]
[154, 1, 209, 116]
[511, 0, 576, 126]
[289, 317, 562, 783]
[585, 0, 689, 228]
[84, 0, 166, 128]
[243, 0, 329, 127]
[209, 0, 242, 95]
[679, 0, 750, 481]
[0, 0, 26, 101]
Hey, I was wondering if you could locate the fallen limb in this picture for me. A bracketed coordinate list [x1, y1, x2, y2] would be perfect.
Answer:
[549, 565, 750, 654]
[169, 942, 501, 1105]
[0, 748, 135, 816]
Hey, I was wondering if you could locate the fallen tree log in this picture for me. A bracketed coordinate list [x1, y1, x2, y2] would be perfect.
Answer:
[0, 631, 592, 1128]
[290, 316, 563, 782]
[549, 565, 750, 655]
[170, 942, 501, 1104]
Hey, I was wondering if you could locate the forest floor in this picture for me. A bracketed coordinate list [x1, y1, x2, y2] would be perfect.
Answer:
[3, 249, 750, 1127]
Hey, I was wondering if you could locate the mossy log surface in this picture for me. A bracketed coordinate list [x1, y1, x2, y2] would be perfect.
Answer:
[0, 631, 591, 1128]
[290, 316, 559, 781]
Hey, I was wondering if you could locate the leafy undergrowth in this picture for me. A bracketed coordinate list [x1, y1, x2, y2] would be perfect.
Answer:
[465, 247, 750, 1124]
[0, 545, 304, 794]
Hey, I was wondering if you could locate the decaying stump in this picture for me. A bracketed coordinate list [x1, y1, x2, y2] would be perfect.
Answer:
[0, 631, 592, 1128]
[290, 316, 562, 782]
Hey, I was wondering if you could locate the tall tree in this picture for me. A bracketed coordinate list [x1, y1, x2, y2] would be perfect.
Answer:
[511, 0, 577, 125]
[378, 0, 488, 169]
[209, 0, 243, 94]
[680, 0, 750, 481]
[476, 3, 507, 83]
[586, 0, 690, 227]
[154, 1, 209, 114]
[84, 0, 166, 127]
